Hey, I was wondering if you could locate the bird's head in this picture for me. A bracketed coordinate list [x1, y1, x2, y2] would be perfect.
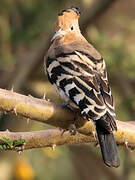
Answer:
[51, 6, 81, 42]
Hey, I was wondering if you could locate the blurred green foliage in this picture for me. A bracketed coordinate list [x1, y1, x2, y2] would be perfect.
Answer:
[0, 0, 135, 180]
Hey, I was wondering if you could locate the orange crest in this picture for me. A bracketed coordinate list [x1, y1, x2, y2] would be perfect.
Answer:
[55, 6, 80, 32]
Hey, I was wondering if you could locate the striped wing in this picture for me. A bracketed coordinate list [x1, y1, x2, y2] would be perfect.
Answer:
[46, 50, 116, 131]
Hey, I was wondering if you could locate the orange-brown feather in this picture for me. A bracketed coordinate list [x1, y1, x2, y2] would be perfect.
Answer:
[55, 9, 79, 32]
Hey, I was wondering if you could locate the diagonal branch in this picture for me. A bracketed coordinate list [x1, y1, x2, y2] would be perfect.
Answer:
[0, 88, 135, 150]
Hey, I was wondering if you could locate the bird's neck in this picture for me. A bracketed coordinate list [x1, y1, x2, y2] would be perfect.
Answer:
[52, 32, 87, 47]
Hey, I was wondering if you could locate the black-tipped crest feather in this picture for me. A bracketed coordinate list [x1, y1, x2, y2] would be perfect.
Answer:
[58, 6, 81, 16]
[71, 6, 81, 15]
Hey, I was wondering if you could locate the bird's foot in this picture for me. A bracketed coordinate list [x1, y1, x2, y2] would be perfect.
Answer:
[68, 123, 79, 136]
[59, 128, 67, 136]
[59, 124, 79, 136]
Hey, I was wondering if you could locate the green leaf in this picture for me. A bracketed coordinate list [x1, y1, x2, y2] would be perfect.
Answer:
[2, 136, 13, 148]
[13, 139, 28, 147]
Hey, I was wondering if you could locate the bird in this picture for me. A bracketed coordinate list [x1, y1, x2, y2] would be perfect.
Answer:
[45, 6, 120, 167]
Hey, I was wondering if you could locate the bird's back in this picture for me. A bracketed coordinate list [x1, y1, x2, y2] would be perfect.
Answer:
[46, 40, 116, 133]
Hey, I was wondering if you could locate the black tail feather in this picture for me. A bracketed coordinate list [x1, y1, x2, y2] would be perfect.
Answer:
[96, 123, 120, 168]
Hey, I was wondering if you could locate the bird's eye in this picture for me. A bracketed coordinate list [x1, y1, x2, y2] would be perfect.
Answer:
[71, 26, 74, 30]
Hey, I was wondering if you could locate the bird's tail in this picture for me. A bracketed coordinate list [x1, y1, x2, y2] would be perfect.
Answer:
[95, 121, 120, 168]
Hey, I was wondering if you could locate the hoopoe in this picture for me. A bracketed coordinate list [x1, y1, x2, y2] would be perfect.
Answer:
[45, 6, 120, 167]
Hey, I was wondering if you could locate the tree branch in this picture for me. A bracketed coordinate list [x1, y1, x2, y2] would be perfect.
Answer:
[0, 129, 93, 151]
[0, 88, 135, 150]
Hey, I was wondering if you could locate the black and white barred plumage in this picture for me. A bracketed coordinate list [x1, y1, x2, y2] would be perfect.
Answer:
[46, 44, 116, 130]
[45, 7, 120, 167]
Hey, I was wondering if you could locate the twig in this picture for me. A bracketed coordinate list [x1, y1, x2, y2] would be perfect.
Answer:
[0, 129, 93, 151]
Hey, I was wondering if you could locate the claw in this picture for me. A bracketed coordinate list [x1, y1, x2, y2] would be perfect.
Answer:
[69, 124, 77, 136]
[61, 129, 67, 136]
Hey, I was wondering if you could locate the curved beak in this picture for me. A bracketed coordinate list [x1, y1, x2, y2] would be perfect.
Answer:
[51, 29, 66, 42]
